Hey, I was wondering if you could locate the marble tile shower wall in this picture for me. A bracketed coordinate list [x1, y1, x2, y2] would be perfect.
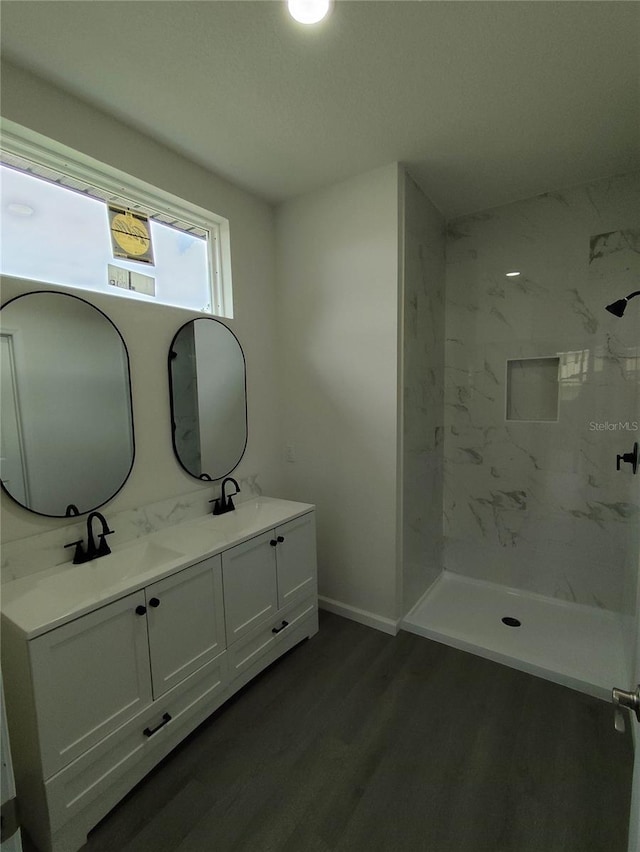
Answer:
[402, 175, 445, 614]
[444, 173, 640, 613]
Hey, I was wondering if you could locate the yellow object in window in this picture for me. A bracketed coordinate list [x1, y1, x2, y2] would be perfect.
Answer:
[109, 207, 154, 263]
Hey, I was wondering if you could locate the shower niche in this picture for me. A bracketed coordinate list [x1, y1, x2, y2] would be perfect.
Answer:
[506, 357, 560, 422]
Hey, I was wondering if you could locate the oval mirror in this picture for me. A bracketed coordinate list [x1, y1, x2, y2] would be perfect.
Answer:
[168, 318, 247, 481]
[0, 290, 135, 518]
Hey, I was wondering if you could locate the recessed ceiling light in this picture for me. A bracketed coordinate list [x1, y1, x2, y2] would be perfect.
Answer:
[6, 202, 34, 217]
[287, 0, 332, 25]
[505, 271, 521, 277]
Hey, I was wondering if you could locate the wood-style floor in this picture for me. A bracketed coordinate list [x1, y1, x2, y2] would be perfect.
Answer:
[25, 611, 634, 852]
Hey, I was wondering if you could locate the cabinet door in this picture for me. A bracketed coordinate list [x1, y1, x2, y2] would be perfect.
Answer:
[221, 531, 278, 645]
[145, 556, 225, 698]
[30, 591, 152, 779]
[275, 513, 317, 609]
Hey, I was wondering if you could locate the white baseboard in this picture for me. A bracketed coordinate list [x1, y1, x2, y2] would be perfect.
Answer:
[318, 596, 399, 636]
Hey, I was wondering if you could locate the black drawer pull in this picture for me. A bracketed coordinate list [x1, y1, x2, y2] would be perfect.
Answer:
[135, 605, 147, 616]
[272, 620, 289, 634]
[149, 597, 160, 607]
[277, 535, 284, 543]
[270, 539, 277, 547]
[143, 712, 171, 737]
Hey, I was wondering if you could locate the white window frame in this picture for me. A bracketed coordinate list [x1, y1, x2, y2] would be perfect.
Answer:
[0, 121, 233, 318]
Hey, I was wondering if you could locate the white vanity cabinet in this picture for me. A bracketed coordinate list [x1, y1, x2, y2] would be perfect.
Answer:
[223, 513, 317, 643]
[222, 531, 279, 644]
[274, 513, 317, 608]
[145, 555, 225, 698]
[27, 555, 225, 781]
[1, 499, 317, 852]
[223, 513, 318, 681]
[29, 590, 153, 779]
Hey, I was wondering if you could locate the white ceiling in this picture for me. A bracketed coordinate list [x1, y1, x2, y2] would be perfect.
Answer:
[1, 1, 638, 218]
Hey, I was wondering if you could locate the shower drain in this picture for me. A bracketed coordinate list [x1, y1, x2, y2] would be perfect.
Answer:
[501, 616, 522, 627]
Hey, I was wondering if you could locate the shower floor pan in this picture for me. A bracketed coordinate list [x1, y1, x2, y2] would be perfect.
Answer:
[402, 572, 627, 700]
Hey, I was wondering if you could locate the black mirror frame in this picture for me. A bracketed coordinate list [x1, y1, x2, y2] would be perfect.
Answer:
[0, 289, 136, 519]
[167, 317, 248, 483]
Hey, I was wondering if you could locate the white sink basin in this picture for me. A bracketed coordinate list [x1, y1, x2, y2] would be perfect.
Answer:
[154, 497, 313, 560]
[102, 540, 183, 585]
[192, 497, 293, 537]
[153, 523, 228, 555]
[211, 499, 268, 533]
[9, 541, 184, 623]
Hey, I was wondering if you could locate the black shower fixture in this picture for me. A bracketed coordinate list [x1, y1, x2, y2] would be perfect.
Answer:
[605, 290, 640, 317]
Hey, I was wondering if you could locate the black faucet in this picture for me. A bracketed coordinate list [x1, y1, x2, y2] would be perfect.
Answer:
[209, 477, 241, 516]
[64, 511, 115, 564]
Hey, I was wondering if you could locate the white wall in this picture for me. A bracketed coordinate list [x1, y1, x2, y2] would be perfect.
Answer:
[276, 164, 401, 624]
[0, 61, 282, 544]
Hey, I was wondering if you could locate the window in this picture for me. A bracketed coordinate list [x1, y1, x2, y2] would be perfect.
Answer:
[0, 129, 232, 317]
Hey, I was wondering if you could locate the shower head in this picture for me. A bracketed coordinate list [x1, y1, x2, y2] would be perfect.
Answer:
[606, 298, 629, 317]
[605, 290, 640, 318]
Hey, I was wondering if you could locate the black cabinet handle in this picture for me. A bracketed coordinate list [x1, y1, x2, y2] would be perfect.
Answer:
[135, 605, 147, 616]
[277, 536, 285, 543]
[270, 539, 277, 547]
[149, 597, 160, 608]
[272, 620, 289, 634]
[143, 712, 171, 737]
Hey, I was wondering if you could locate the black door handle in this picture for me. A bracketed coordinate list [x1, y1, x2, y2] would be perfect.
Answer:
[143, 712, 171, 737]
[272, 620, 289, 634]
[135, 605, 147, 616]
[270, 539, 277, 547]
[277, 536, 285, 543]
[149, 597, 160, 607]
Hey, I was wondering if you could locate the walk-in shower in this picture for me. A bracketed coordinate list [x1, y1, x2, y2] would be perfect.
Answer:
[402, 172, 640, 702]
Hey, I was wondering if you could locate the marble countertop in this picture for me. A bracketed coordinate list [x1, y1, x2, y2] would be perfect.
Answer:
[1, 497, 314, 640]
